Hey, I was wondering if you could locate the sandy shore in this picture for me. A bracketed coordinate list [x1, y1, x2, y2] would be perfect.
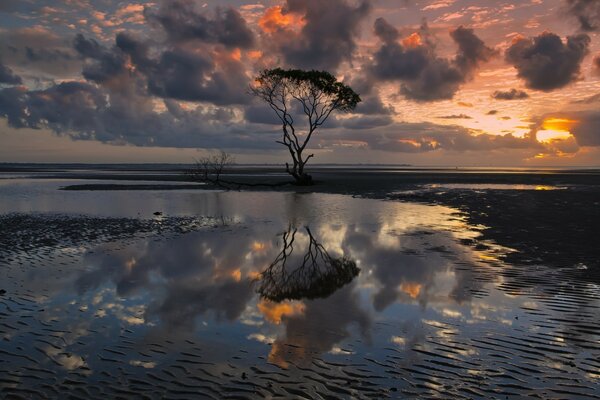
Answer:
[1, 166, 599, 398]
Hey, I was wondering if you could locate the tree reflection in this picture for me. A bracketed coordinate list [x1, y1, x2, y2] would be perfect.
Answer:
[256, 226, 359, 302]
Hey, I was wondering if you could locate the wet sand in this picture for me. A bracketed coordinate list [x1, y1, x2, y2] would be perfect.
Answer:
[1, 166, 599, 398]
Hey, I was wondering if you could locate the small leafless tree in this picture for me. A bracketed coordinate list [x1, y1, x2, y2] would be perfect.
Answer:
[188, 151, 234, 189]
[250, 69, 361, 185]
[256, 226, 359, 302]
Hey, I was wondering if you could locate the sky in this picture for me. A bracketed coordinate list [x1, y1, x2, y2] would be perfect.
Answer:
[0, 0, 599, 166]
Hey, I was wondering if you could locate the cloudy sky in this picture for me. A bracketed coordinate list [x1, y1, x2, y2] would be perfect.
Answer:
[1, 0, 599, 165]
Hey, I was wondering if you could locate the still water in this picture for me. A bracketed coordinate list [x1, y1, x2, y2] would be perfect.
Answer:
[0, 179, 598, 398]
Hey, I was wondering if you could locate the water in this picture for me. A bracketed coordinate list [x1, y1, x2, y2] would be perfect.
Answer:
[0, 178, 598, 398]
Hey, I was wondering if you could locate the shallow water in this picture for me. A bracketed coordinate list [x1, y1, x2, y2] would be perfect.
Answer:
[423, 183, 566, 191]
[0, 179, 599, 398]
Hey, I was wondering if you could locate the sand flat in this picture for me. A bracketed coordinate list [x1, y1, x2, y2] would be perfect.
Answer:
[1, 167, 599, 398]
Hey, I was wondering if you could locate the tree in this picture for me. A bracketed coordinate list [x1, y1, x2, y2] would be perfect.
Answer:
[250, 68, 361, 185]
[188, 150, 234, 189]
[256, 226, 359, 302]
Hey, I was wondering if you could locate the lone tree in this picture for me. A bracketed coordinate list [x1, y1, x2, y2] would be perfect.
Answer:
[251, 68, 361, 185]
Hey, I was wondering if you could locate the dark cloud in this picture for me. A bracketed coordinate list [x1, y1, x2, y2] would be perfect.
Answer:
[275, 0, 371, 70]
[148, 48, 249, 104]
[438, 114, 472, 119]
[244, 103, 281, 125]
[594, 55, 600, 76]
[0, 63, 22, 84]
[0, 0, 19, 12]
[370, 20, 495, 101]
[373, 16, 400, 43]
[353, 94, 394, 115]
[370, 18, 429, 81]
[115, 32, 150, 67]
[492, 88, 529, 100]
[569, 112, 600, 146]
[145, 0, 255, 48]
[318, 121, 538, 153]
[486, 110, 498, 115]
[74, 34, 128, 84]
[74, 31, 251, 105]
[345, 74, 394, 115]
[0, 82, 105, 132]
[505, 32, 590, 91]
[565, 0, 600, 31]
[341, 115, 393, 129]
[0, 82, 276, 149]
[0, 27, 79, 78]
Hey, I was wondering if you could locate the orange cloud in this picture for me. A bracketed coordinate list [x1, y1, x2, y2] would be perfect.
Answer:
[258, 299, 304, 324]
[400, 282, 422, 299]
[251, 241, 267, 251]
[541, 118, 577, 132]
[258, 6, 304, 33]
[247, 50, 263, 60]
[402, 32, 422, 48]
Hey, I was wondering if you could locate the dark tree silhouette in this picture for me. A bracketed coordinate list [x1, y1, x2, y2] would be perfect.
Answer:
[187, 151, 292, 189]
[188, 151, 234, 189]
[250, 68, 361, 185]
[256, 226, 359, 302]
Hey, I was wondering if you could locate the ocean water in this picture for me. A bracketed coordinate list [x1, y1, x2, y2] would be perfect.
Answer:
[0, 173, 598, 398]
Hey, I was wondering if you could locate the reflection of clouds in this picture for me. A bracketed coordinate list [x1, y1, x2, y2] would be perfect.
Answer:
[64, 196, 495, 364]
[340, 226, 481, 311]
[267, 283, 371, 368]
[75, 230, 276, 333]
[257, 299, 304, 325]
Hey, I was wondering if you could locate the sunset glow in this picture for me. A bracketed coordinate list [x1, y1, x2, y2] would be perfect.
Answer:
[0, 0, 598, 166]
[259, 6, 304, 33]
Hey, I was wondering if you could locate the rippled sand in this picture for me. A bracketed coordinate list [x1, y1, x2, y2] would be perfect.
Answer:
[1, 172, 599, 399]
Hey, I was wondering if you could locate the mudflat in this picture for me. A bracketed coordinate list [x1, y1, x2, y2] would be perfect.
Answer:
[1, 165, 599, 398]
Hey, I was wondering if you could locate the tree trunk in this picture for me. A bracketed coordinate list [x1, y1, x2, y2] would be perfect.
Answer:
[285, 149, 314, 185]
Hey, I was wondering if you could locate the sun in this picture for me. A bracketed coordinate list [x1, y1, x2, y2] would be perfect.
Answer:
[537, 118, 577, 143]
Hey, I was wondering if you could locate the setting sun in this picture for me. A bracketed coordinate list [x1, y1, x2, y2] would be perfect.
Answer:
[537, 118, 578, 142]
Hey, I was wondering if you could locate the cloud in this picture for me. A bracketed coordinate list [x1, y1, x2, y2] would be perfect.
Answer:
[144, 0, 255, 49]
[74, 31, 251, 105]
[594, 55, 600, 76]
[145, 47, 249, 104]
[341, 115, 393, 129]
[0, 82, 105, 132]
[531, 111, 600, 149]
[74, 34, 128, 84]
[369, 20, 495, 101]
[565, 0, 600, 31]
[438, 114, 472, 119]
[344, 74, 394, 116]
[0, 0, 19, 12]
[267, 0, 371, 70]
[570, 112, 600, 146]
[244, 103, 280, 125]
[491, 88, 529, 100]
[0, 81, 277, 150]
[0, 26, 79, 78]
[319, 121, 538, 153]
[0, 63, 22, 84]
[572, 92, 600, 104]
[268, 284, 371, 367]
[505, 32, 590, 91]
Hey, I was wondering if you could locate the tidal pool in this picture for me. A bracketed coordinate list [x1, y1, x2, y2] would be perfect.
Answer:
[0, 181, 599, 398]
